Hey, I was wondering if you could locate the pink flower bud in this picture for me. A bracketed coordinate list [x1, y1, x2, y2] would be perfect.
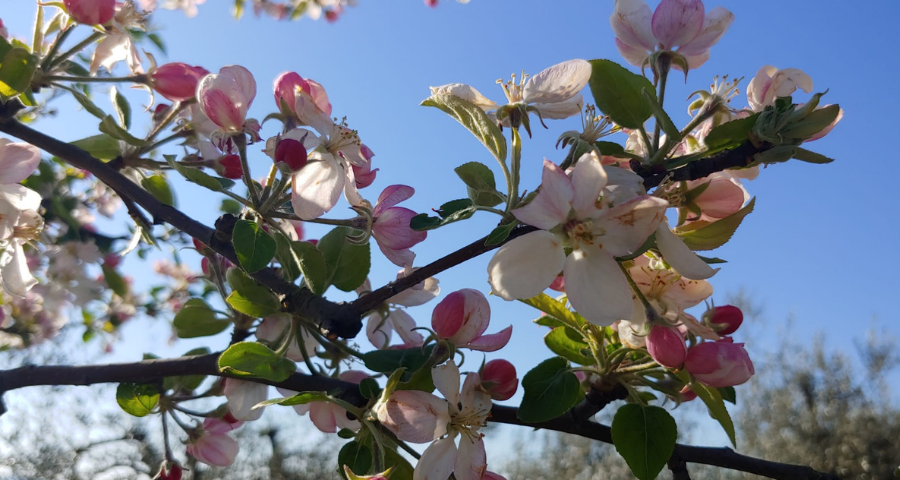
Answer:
[157, 461, 183, 480]
[480, 359, 518, 400]
[197, 65, 257, 133]
[685, 338, 755, 388]
[645, 325, 687, 368]
[548, 275, 565, 292]
[103, 253, 121, 269]
[273, 71, 310, 113]
[186, 430, 239, 467]
[274, 138, 308, 171]
[151, 63, 210, 102]
[64, 0, 116, 25]
[708, 305, 743, 335]
[432, 289, 512, 352]
[216, 154, 243, 179]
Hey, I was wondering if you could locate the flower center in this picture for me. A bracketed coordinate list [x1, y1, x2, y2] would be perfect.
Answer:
[496, 71, 529, 104]
[564, 219, 595, 245]
[581, 105, 615, 143]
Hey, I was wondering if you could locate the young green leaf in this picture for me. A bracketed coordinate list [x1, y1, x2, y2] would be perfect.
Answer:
[611, 404, 678, 480]
[173, 298, 231, 338]
[71, 134, 122, 161]
[675, 198, 755, 251]
[544, 327, 594, 365]
[588, 59, 655, 130]
[141, 175, 175, 206]
[422, 94, 507, 162]
[225, 268, 281, 318]
[115, 383, 160, 417]
[232, 219, 277, 273]
[517, 357, 583, 423]
[317, 227, 370, 292]
[217, 341, 297, 382]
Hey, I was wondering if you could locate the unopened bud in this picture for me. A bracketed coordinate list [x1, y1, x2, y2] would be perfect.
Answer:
[480, 359, 518, 401]
[274, 138, 308, 171]
[705, 305, 743, 335]
[216, 154, 243, 179]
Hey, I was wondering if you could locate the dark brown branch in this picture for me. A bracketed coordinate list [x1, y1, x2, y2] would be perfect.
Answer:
[0, 358, 838, 480]
[641, 141, 765, 190]
[668, 455, 692, 480]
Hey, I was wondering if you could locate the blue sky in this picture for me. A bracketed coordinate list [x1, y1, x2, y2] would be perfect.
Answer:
[3, 0, 899, 456]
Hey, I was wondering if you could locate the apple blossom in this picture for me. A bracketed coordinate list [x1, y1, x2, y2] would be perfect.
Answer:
[377, 360, 493, 480]
[273, 138, 309, 171]
[197, 65, 259, 140]
[89, 1, 147, 74]
[151, 63, 210, 102]
[645, 324, 687, 368]
[64, 0, 116, 25]
[480, 359, 518, 401]
[273, 71, 333, 122]
[681, 172, 749, 223]
[488, 153, 668, 325]
[432, 289, 512, 352]
[353, 144, 378, 188]
[371, 185, 428, 268]
[747, 66, 813, 112]
[610, 0, 734, 70]
[0, 140, 44, 297]
[223, 378, 269, 421]
[685, 337, 754, 387]
[255, 314, 317, 362]
[186, 421, 240, 467]
[276, 370, 369, 433]
[361, 270, 440, 349]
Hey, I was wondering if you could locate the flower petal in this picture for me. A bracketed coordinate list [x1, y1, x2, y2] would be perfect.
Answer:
[429, 83, 497, 111]
[677, 6, 734, 55]
[373, 207, 427, 250]
[614, 37, 651, 67]
[593, 195, 668, 257]
[564, 246, 633, 326]
[367, 311, 393, 349]
[610, 0, 657, 51]
[291, 153, 343, 220]
[454, 433, 487, 480]
[309, 402, 338, 433]
[570, 152, 608, 219]
[390, 309, 425, 347]
[655, 224, 717, 280]
[523, 59, 591, 105]
[223, 379, 268, 421]
[374, 185, 415, 216]
[414, 437, 458, 480]
[512, 159, 573, 229]
[0, 242, 37, 297]
[532, 94, 584, 120]
[433, 360, 461, 407]
[0, 142, 41, 184]
[488, 231, 566, 301]
[379, 390, 450, 443]
[651, 0, 704, 49]
[466, 325, 512, 352]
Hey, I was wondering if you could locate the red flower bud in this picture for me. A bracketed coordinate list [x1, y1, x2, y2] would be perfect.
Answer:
[158, 462, 183, 480]
[645, 325, 687, 368]
[480, 359, 518, 400]
[709, 305, 743, 335]
[151, 63, 210, 102]
[216, 154, 243, 179]
[274, 138, 308, 171]
[64, 0, 115, 25]
[685, 338, 755, 388]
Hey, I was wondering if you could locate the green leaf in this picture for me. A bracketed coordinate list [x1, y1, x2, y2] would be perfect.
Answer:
[110, 86, 131, 129]
[359, 378, 381, 399]
[232, 220, 277, 273]
[675, 198, 755, 251]
[544, 327, 594, 365]
[642, 88, 680, 141]
[455, 161, 503, 207]
[595, 141, 636, 159]
[422, 93, 507, 162]
[518, 357, 583, 423]
[703, 114, 760, 151]
[362, 345, 435, 382]
[61, 85, 108, 119]
[780, 104, 841, 140]
[692, 381, 736, 446]
[338, 441, 373, 479]
[71, 134, 122, 161]
[317, 227, 370, 292]
[275, 234, 328, 294]
[253, 391, 328, 409]
[520, 294, 585, 328]
[173, 298, 231, 338]
[611, 404, 678, 480]
[220, 199, 243, 215]
[0, 46, 37, 98]
[718, 386, 736, 405]
[115, 383, 159, 417]
[791, 147, 834, 164]
[141, 175, 175, 206]
[217, 341, 297, 382]
[225, 268, 281, 318]
[588, 59, 655, 130]
[484, 221, 518, 246]
[384, 448, 415, 480]
[101, 264, 128, 297]
[99, 115, 148, 147]
[410, 199, 477, 231]
[147, 33, 166, 54]
[165, 154, 232, 193]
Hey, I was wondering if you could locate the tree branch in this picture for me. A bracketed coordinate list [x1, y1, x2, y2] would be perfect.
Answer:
[0, 358, 839, 480]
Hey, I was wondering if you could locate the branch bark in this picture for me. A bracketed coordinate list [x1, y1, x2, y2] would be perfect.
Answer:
[0, 358, 839, 480]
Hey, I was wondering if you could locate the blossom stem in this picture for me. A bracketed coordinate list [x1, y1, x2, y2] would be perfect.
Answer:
[168, 409, 197, 433]
[362, 420, 387, 472]
[161, 410, 175, 462]
[39, 27, 74, 71]
[274, 316, 296, 357]
[137, 130, 190, 156]
[47, 32, 104, 70]
[506, 127, 522, 212]
[234, 134, 261, 207]
[145, 101, 190, 144]
[295, 325, 322, 376]
[257, 165, 279, 206]
[207, 251, 239, 319]
[652, 56, 672, 154]
[306, 327, 365, 360]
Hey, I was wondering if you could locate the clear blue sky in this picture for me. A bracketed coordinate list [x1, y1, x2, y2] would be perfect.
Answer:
[2, 0, 899, 452]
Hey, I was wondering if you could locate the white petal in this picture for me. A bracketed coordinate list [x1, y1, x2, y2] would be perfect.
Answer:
[366, 311, 393, 349]
[532, 94, 583, 120]
[0, 143, 41, 184]
[223, 379, 268, 421]
[454, 435, 487, 480]
[610, 0, 657, 50]
[429, 84, 497, 111]
[433, 360, 461, 408]
[390, 309, 425, 347]
[488, 231, 566, 301]
[0, 184, 42, 213]
[381, 391, 450, 443]
[290, 153, 343, 220]
[523, 59, 592, 105]
[593, 196, 668, 257]
[570, 152, 608, 219]
[414, 437, 458, 480]
[564, 246, 633, 326]
[0, 242, 37, 297]
[512, 159, 573, 230]
[655, 224, 717, 280]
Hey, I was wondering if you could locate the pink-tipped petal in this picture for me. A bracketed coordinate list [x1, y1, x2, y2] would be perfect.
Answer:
[651, 0, 704, 49]
[610, 0, 657, 50]
[512, 159, 574, 230]
[466, 325, 513, 352]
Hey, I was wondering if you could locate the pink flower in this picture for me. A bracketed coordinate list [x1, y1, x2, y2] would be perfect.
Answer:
[645, 325, 686, 368]
[197, 65, 257, 133]
[64, 0, 116, 25]
[705, 305, 743, 335]
[683, 172, 749, 223]
[273, 71, 332, 118]
[0, 18, 8, 39]
[432, 289, 512, 352]
[746, 66, 813, 112]
[276, 371, 369, 433]
[480, 359, 518, 400]
[371, 185, 427, 268]
[186, 420, 240, 467]
[151, 63, 210, 102]
[353, 145, 378, 189]
[610, 0, 733, 70]
[685, 338, 754, 387]
[273, 138, 308, 171]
